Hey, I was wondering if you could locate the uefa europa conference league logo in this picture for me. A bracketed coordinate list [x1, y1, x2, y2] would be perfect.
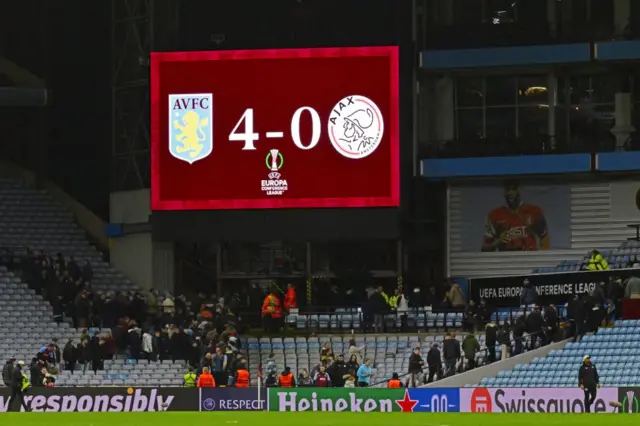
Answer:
[168, 93, 385, 197]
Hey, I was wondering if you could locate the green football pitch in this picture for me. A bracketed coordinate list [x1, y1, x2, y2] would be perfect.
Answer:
[1, 412, 635, 426]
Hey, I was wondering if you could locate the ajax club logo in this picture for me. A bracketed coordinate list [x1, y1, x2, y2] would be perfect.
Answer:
[328, 95, 384, 160]
[168, 93, 213, 164]
[261, 149, 288, 196]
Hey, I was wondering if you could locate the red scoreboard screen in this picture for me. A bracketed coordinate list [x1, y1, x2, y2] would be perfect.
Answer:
[150, 46, 399, 211]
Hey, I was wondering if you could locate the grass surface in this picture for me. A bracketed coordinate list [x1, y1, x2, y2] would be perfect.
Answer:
[0, 412, 635, 426]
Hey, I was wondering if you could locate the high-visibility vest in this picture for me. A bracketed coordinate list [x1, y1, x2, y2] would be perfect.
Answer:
[236, 369, 250, 387]
[587, 254, 609, 271]
[284, 288, 297, 312]
[197, 373, 215, 388]
[262, 294, 282, 319]
[183, 373, 197, 387]
[388, 295, 398, 309]
[387, 379, 401, 388]
[279, 373, 293, 388]
[21, 372, 30, 392]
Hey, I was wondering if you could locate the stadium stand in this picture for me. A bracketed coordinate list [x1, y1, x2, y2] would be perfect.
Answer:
[0, 174, 191, 386]
[0, 174, 578, 389]
[0, 176, 134, 292]
[475, 320, 639, 388]
[246, 327, 540, 388]
[533, 242, 640, 273]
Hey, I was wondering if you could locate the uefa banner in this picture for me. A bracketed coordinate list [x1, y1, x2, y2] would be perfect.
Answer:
[467, 269, 640, 307]
[268, 388, 460, 412]
[0, 387, 198, 412]
[459, 387, 618, 413]
[200, 387, 266, 411]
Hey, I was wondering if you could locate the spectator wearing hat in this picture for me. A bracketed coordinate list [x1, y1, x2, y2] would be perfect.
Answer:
[578, 355, 600, 413]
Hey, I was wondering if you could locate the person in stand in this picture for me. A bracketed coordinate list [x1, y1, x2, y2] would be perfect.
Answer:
[8, 360, 30, 412]
[235, 359, 250, 388]
[485, 322, 497, 363]
[512, 315, 526, 355]
[526, 306, 545, 348]
[283, 283, 297, 314]
[387, 372, 402, 388]
[462, 332, 480, 370]
[261, 289, 282, 333]
[197, 367, 215, 388]
[578, 355, 600, 413]
[183, 366, 197, 387]
[313, 365, 331, 387]
[497, 325, 511, 360]
[2, 357, 15, 387]
[407, 347, 424, 387]
[356, 359, 373, 387]
[426, 343, 442, 383]
[278, 366, 295, 388]
[443, 333, 460, 377]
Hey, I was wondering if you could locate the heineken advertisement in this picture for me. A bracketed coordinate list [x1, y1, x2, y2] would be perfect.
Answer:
[268, 388, 461, 412]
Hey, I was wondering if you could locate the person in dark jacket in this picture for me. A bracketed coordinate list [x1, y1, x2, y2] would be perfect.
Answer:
[30, 359, 43, 387]
[568, 294, 586, 342]
[407, 347, 424, 387]
[442, 333, 460, 377]
[497, 325, 511, 360]
[520, 279, 538, 305]
[578, 355, 600, 413]
[512, 315, 526, 355]
[328, 355, 349, 388]
[8, 361, 30, 412]
[63, 340, 76, 373]
[543, 305, 559, 343]
[2, 357, 15, 387]
[485, 323, 497, 363]
[426, 344, 442, 383]
[369, 287, 388, 333]
[525, 307, 545, 348]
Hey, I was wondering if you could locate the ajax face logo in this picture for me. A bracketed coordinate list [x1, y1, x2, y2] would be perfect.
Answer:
[169, 93, 213, 164]
[328, 95, 384, 160]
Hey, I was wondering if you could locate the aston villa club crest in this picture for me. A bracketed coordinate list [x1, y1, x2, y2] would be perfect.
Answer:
[168, 93, 213, 164]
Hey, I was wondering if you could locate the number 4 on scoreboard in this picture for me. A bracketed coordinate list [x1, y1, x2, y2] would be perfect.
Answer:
[229, 108, 259, 150]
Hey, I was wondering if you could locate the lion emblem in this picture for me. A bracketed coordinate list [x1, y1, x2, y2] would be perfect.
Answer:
[168, 93, 213, 164]
[173, 110, 209, 159]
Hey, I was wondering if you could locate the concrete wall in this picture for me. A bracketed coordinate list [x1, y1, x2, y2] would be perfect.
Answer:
[109, 189, 175, 292]
[420, 339, 570, 388]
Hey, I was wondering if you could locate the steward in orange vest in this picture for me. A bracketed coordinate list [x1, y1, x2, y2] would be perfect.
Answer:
[197, 367, 216, 388]
[284, 284, 297, 313]
[236, 359, 250, 388]
[278, 366, 295, 388]
[262, 292, 282, 319]
[387, 372, 402, 388]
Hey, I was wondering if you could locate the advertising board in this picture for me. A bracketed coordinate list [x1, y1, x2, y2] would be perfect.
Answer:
[0, 387, 197, 412]
[459, 387, 618, 413]
[267, 388, 459, 412]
